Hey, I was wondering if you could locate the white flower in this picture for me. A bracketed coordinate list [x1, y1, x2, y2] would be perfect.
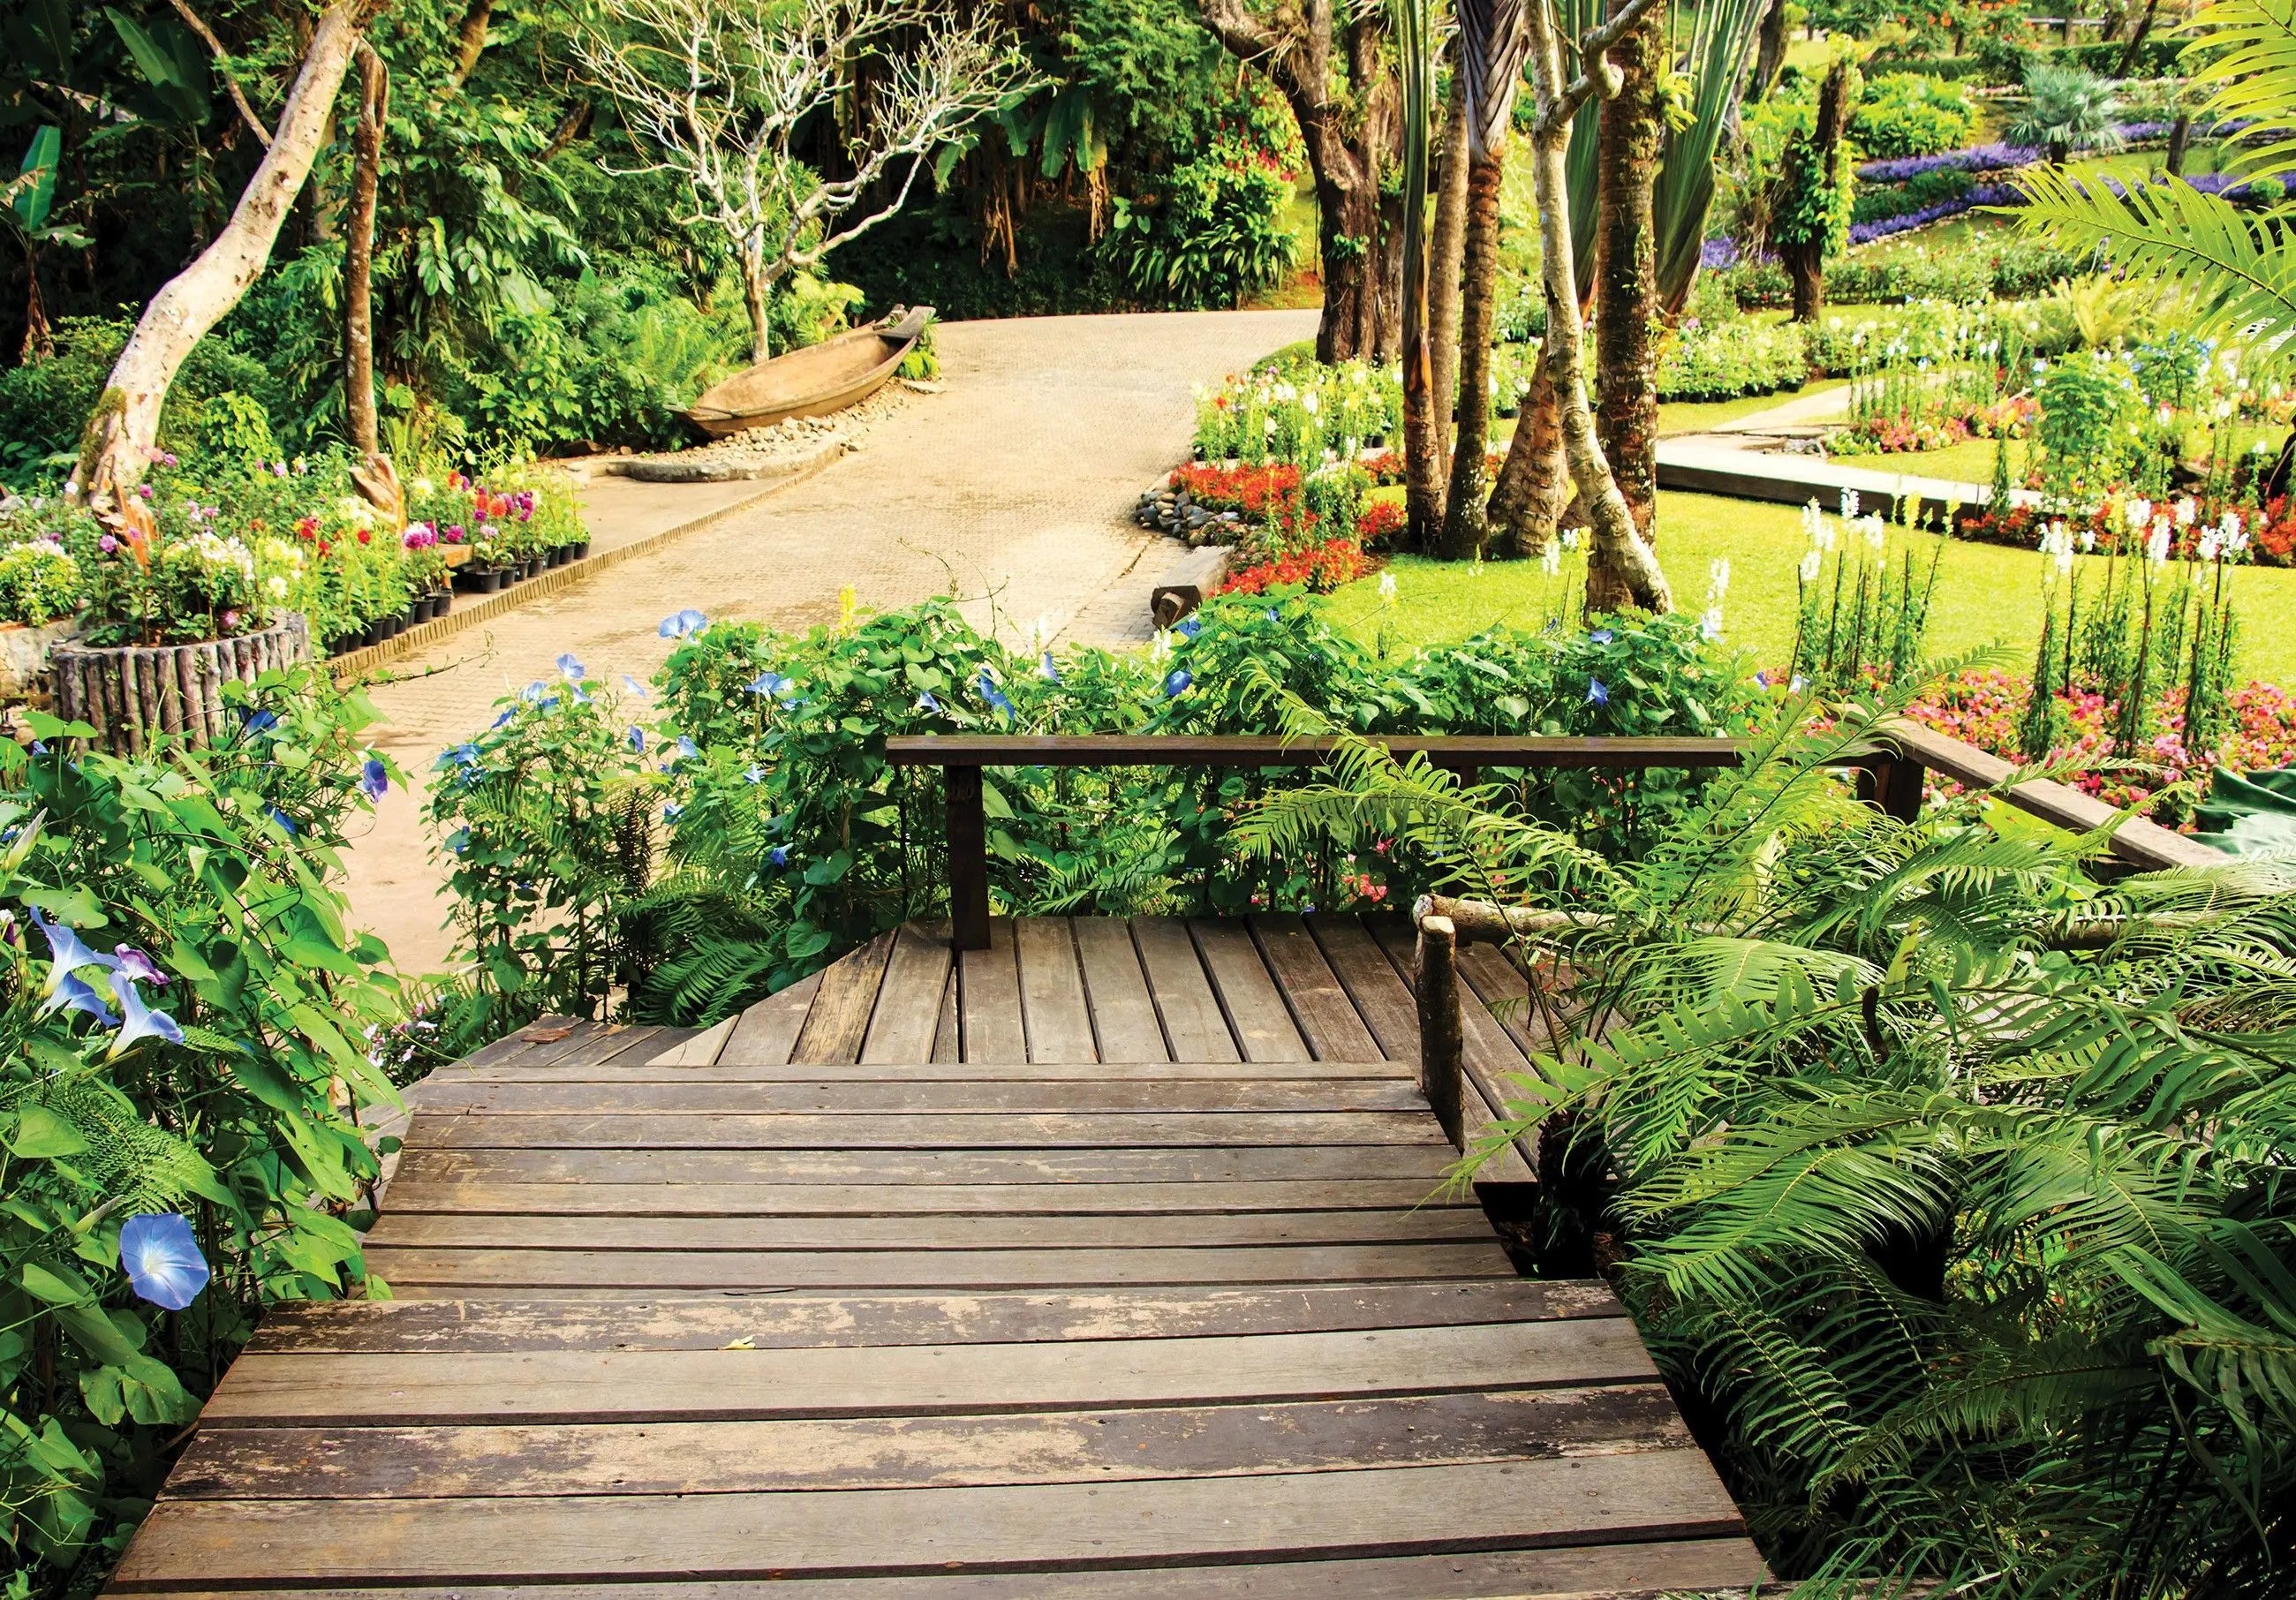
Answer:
[2199, 531, 2222, 562]
[1799, 549, 1824, 583]
[2146, 523, 2171, 565]
[2080, 526, 2096, 552]
[1301, 390, 1318, 416]
[2176, 498, 2197, 527]
[1378, 571, 1398, 603]
[1700, 606, 1725, 643]
[1839, 487, 1860, 519]
[1707, 557, 1731, 600]
[267, 574, 290, 600]
[2125, 497, 2153, 531]
[1540, 543, 1562, 576]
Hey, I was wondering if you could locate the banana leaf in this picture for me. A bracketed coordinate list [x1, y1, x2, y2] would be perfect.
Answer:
[2191, 766, 2296, 855]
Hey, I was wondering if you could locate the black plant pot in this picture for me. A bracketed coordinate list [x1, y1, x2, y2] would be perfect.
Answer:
[570, 540, 591, 560]
[426, 591, 450, 621]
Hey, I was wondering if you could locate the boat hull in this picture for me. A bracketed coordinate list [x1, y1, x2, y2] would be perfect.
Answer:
[684, 306, 933, 440]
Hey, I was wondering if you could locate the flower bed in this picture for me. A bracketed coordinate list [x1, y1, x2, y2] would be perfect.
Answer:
[1831, 395, 2034, 456]
[1214, 536, 1369, 596]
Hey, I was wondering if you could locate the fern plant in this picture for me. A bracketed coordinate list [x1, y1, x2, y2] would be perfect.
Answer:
[1235, 663, 2296, 1595]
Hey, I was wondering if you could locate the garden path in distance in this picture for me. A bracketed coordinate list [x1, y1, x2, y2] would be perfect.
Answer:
[343, 310, 1316, 974]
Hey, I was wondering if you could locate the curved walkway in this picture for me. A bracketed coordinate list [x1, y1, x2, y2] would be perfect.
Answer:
[346, 310, 1317, 972]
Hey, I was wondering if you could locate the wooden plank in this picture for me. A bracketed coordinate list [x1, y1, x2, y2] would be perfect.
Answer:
[1368, 921, 1535, 1188]
[375, 1178, 1479, 1218]
[1309, 915, 1422, 1065]
[1192, 917, 1311, 1063]
[170, 1385, 1690, 1499]
[1014, 917, 1096, 1064]
[429, 1057, 1409, 1084]
[409, 1078, 1426, 1116]
[404, 1111, 1448, 1150]
[646, 1015, 734, 1067]
[861, 920, 954, 1063]
[1129, 917, 1238, 1063]
[959, 918, 1027, 1063]
[883, 732, 1751, 771]
[391, 1143, 1461, 1185]
[117, 1540, 1768, 1599]
[111, 1455, 1748, 1587]
[790, 932, 894, 1065]
[359, 1241, 1513, 1292]
[361, 1207, 1497, 1252]
[717, 971, 820, 1067]
[201, 1320, 1658, 1425]
[1253, 915, 1381, 1061]
[1070, 916, 1166, 1063]
[932, 966, 959, 1062]
[1457, 943, 1552, 1060]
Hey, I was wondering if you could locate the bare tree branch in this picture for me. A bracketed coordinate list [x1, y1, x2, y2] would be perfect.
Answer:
[1539, 0, 1665, 135]
[168, 0, 273, 147]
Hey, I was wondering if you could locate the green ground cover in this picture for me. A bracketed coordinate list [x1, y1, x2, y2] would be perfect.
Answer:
[1328, 490, 2296, 684]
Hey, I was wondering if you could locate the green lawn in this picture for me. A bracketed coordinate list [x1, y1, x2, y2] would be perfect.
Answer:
[1323, 491, 2296, 686]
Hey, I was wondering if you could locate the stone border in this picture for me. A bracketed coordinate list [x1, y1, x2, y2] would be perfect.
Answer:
[329, 445, 842, 681]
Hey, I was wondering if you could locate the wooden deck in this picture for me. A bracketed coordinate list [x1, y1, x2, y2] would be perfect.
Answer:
[109, 915, 1765, 1596]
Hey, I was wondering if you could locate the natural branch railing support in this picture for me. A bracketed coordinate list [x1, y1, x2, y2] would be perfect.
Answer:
[1413, 914, 1466, 1150]
[885, 734, 1752, 951]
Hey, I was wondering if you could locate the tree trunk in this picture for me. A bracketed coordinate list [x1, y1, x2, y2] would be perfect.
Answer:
[344, 42, 388, 457]
[2167, 112, 2191, 175]
[1523, 0, 1671, 617]
[19, 244, 51, 363]
[1486, 341, 1569, 554]
[743, 257, 772, 366]
[1753, 0, 1788, 100]
[1373, 185, 1405, 364]
[1439, 148, 1507, 560]
[1408, 88, 1473, 547]
[449, 0, 494, 90]
[1786, 253, 1824, 321]
[79, 1, 373, 502]
[1592, 0, 1665, 544]
[1774, 58, 1849, 326]
[1313, 160, 1386, 364]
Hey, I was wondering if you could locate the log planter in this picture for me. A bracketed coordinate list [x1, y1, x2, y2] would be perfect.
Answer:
[48, 614, 313, 754]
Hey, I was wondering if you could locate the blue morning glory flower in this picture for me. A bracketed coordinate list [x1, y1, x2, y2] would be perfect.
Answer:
[241, 710, 278, 736]
[978, 670, 1015, 721]
[767, 845, 789, 868]
[569, 683, 591, 705]
[915, 691, 940, 713]
[659, 608, 708, 639]
[28, 908, 117, 997]
[107, 973, 184, 1059]
[1163, 668, 1192, 697]
[1177, 617, 1202, 639]
[113, 946, 167, 987]
[1038, 652, 1061, 683]
[555, 653, 585, 680]
[268, 808, 298, 834]
[491, 709, 516, 729]
[627, 726, 646, 753]
[744, 672, 787, 697]
[1590, 629, 1615, 645]
[360, 758, 389, 801]
[1754, 669, 1771, 689]
[622, 675, 650, 698]
[743, 764, 766, 785]
[1264, 608, 1280, 623]
[663, 803, 684, 823]
[439, 742, 482, 770]
[677, 736, 698, 762]
[445, 828, 471, 855]
[48, 971, 119, 1027]
[1789, 674, 1808, 695]
[118, 1213, 208, 1311]
[1584, 677, 1609, 707]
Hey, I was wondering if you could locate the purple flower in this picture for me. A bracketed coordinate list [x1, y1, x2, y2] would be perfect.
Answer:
[118, 1213, 208, 1311]
[1176, 617, 1202, 639]
[107, 972, 184, 1058]
[113, 946, 168, 987]
[663, 803, 684, 823]
[743, 764, 766, 784]
[915, 691, 940, 713]
[360, 758, 389, 800]
[241, 709, 279, 738]
[676, 736, 698, 762]
[621, 675, 649, 698]
[1585, 677, 1609, 708]
[98, 533, 118, 555]
[1038, 651, 1061, 683]
[767, 845, 789, 868]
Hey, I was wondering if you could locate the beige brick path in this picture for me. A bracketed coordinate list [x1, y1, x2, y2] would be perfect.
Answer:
[346, 309, 1316, 973]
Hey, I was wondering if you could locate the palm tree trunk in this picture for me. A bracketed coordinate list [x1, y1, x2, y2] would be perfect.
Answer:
[2167, 112, 2191, 175]
[1407, 88, 1472, 547]
[1592, 0, 1665, 546]
[1753, 0, 1788, 99]
[1439, 147, 1507, 559]
[344, 41, 388, 458]
[1486, 340, 1568, 555]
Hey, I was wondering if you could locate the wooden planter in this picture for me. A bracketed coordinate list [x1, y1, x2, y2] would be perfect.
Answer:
[49, 614, 313, 753]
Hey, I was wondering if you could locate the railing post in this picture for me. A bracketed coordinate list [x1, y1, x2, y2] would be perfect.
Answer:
[945, 762, 991, 951]
[1414, 914, 1464, 1151]
[1857, 751, 1925, 824]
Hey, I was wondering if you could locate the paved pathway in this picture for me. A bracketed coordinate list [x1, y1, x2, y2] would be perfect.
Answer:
[345, 309, 1316, 973]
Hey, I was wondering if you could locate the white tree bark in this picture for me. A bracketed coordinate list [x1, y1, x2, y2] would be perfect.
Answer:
[80, 1, 372, 502]
[1524, 0, 1672, 613]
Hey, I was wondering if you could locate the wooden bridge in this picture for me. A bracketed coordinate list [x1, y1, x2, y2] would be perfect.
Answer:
[108, 910, 1767, 1596]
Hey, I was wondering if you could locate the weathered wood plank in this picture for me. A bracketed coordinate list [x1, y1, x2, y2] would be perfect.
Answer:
[1457, 942, 1551, 1060]
[861, 921, 953, 1064]
[1253, 915, 1381, 1061]
[429, 1057, 1409, 1084]
[932, 965, 960, 1062]
[790, 932, 894, 1065]
[1129, 916, 1238, 1062]
[959, 917, 1027, 1063]
[111, 1456, 1748, 1587]
[646, 1016, 733, 1067]
[245, 1280, 1628, 1355]
[390, 1143, 1462, 1185]
[374, 1178, 1465, 1219]
[409, 1078, 1427, 1116]
[404, 1111, 1451, 1151]
[1309, 915, 1423, 1065]
[170, 1385, 1689, 1499]
[1014, 917, 1096, 1064]
[361, 1207, 1496, 1252]
[1192, 917, 1312, 1062]
[118, 1539, 1768, 1599]
[358, 1240, 1513, 1292]
[1070, 916, 1166, 1063]
[717, 971, 820, 1067]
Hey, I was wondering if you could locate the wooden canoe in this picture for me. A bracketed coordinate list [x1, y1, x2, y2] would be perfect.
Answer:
[683, 306, 934, 439]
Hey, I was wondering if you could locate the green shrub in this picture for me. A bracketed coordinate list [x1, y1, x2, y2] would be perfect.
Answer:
[1658, 318, 1809, 401]
[1851, 167, 1974, 226]
[0, 674, 404, 1578]
[1852, 74, 1977, 160]
[0, 320, 276, 490]
[1104, 141, 1299, 309]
